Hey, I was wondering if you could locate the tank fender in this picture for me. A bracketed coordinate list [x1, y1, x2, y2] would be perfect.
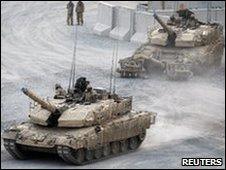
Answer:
[2, 130, 19, 140]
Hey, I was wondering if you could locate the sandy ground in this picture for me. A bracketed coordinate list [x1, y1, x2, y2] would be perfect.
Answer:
[1, 1, 225, 169]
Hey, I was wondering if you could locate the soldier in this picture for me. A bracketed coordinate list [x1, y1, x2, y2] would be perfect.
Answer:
[74, 77, 88, 94]
[84, 81, 97, 103]
[54, 84, 67, 99]
[66, 77, 88, 102]
[176, 4, 194, 28]
[76, 1, 85, 25]
[67, 1, 74, 26]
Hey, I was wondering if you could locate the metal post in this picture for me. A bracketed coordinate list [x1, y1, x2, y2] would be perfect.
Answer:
[161, 1, 165, 10]
[147, 1, 152, 12]
[207, 1, 212, 22]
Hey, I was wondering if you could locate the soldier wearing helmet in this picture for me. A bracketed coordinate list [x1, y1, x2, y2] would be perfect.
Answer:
[54, 84, 67, 99]
[176, 3, 194, 28]
[83, 81, 97, 103]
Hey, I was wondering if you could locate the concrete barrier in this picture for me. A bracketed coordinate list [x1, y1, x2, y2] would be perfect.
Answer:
[130, 12, 153, 43]
[109, 6, 135, 41]
[193, 8, 225, 27]
[93, 2, 115, 36]
[130, 11, 171, 43]
[93, 2, 225, 44]
[210, 8, 225, 28]
[137, 1, 225, 11]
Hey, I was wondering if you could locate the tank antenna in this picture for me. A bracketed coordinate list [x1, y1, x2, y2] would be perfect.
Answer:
[110, 41, 116, 94]
[112, 13, 120, 94]
[68, 24, 78, 91]
[207, 1, 212, 23]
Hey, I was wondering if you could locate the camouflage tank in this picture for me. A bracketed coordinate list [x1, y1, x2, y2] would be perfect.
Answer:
[2, 77, 156, 165]
[117, 10, 224, 80]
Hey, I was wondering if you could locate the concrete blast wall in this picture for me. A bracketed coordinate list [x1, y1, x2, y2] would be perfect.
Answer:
[93, 2, 115, 36]
[109, 6, 134, 41]
[192, 8, 225, 27]
[130, 12, 153, 44]
[94, 2, 225, 43]
[130, 8, 225, 43]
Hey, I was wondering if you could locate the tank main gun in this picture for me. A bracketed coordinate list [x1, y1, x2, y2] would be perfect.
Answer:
[153, 10, 175, 36]
[153, 10, 177, 46]
[22, 88, 63, 126]
[21, 88, 57, 113]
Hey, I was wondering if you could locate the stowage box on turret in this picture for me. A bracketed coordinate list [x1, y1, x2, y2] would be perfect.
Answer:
[2, 77, 156, 165]
[117, 9, 224, 80]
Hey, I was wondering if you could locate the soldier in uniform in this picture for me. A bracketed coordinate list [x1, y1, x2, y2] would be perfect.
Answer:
[67, 1, 74, 26]
[76, 1, 85, 25]
[83, 81, 97, 103]
[54, 84, 67, 99]
[176, 4, 194, 28]
[66, 77, 88, 102]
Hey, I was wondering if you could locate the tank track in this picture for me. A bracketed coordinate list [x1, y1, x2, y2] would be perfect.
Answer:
[57, 133, 145, 165]
[4, 132, 146, 165]
[3, 139, 28, 160]
[120, 71, 141, 78]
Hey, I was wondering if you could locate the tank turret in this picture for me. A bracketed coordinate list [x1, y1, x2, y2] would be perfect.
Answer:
[21, 83, 133, 128]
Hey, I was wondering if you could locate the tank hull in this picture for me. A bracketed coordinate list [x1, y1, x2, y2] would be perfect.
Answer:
[3, 111, 156, 165]
[118, 37, 224, 80]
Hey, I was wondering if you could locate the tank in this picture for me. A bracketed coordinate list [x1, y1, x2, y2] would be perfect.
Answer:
[117, 10, 224, 80]
[2, 77, 157, 165]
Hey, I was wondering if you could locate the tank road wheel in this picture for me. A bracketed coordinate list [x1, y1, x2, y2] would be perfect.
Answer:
[138, 130, 146, 142]
[121, 71, 125, 78]
[120, 139, 129, 152]
[103, 144, 111, 157]
[111, 141, 120, 154]
[129, 136, 139, 150]
[57, 146, 74, 164]
[3, 139, 28, 160]
[94, 147, 102, 159]
[85, 149, 93, 161]
[73, 148, 85, 164]
[57, 146, 85, 165]
[125, 72, 129, 78]
[135, 73, 139, 78]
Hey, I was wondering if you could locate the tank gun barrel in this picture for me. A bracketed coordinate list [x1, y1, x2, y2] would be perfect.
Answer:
[153, 11, 175, 36]
[22, 88, 57, 113]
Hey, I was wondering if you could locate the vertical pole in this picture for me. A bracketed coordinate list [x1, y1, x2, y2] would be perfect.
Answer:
[173, 1, 178, 14]
[147, 1, 152, 12]
[161, 1, 165, 10]
[207, 1, 212, 22]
